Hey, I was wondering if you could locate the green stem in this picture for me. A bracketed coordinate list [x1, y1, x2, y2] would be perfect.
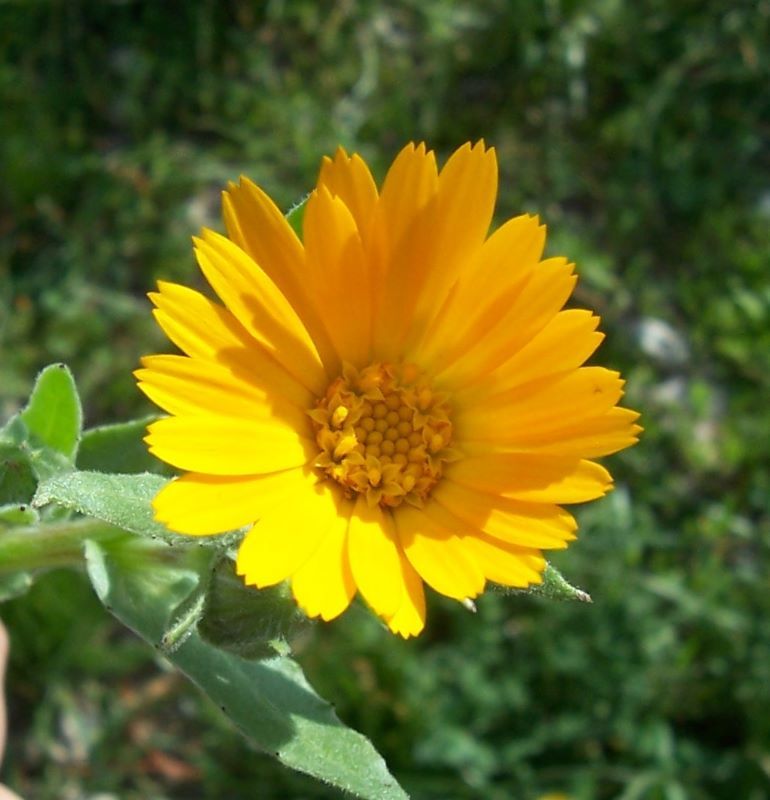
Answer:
[0, 519, 123, 576]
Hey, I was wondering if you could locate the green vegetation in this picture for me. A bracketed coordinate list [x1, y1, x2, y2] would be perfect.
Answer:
[2, 1, 769, 798]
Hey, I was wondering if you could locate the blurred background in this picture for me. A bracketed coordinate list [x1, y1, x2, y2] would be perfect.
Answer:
[1, 1, 769, 798]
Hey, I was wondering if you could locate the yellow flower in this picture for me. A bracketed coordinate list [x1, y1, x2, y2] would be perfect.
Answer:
[136, 142, 641, 637]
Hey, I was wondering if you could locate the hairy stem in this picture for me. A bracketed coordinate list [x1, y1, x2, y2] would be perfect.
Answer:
[0, 519, 123, 576]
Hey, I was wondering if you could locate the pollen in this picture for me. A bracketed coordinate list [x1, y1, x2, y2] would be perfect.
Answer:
[309, 363, 457, 508]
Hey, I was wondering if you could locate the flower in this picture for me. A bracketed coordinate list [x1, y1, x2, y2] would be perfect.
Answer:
[136, 142, 641, 637]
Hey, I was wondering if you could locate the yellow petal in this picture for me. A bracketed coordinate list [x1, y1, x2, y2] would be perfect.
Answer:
[145, 415, 313, 475]
[303, 187, 371, 366]
[385, 555, 426, 638]
[446, 454, 612, 503]
[395, 503, 485, 600]
[222, 177, 339, 373]
[149, 282, 312, 407]
[347, 496, 405, 619]
[135, 355, 309, 430]
[291, 498, 357, 622]
[317, 148, 379, 238]
[152, 469, 311, 535]
[194, 230, 326, 395]
[433, 481, 577, 549]
[461, 534, 545, 588]
[236, 477, 338, 588]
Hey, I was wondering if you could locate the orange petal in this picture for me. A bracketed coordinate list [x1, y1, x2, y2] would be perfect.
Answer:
[222, 177, 339, 373]
[194, 230, 326, 395]
[369, 143, 439, 360]
[432, 481, 577, 549]
[436, 257, 577, 386]
[149, 282, 312, 407]
[317, 148, 379, 238]
[415, 213, 544, 368]
[457, 367, 625, 445]
[303, 187, 372, 366]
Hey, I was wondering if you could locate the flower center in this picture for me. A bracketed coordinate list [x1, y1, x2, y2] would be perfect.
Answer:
[309, 363, 456, 508]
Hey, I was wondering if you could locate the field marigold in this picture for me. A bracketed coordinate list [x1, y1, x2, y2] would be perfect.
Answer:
[136, 142, 641, 637]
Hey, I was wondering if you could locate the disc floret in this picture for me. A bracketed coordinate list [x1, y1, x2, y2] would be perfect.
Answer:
[309, 363, 457, 508]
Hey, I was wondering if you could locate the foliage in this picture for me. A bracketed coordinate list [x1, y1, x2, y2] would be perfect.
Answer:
[1, 1, 769, 798]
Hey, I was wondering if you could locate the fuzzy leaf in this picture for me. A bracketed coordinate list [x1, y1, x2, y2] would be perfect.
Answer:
[33, 470, 181, 544]
[85, 538, 408, 800]
[77, 416, 167, 475]
[20, 363, 82, 461]
[0, 442, 37, 506]
[198, 557, 307, 660]
[528, 563, 592, 603]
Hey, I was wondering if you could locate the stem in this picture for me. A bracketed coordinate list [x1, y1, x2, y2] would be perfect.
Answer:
[0, 519, 122, 576]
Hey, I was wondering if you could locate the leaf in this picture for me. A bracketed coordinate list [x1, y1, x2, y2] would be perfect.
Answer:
[77, 416, 168, 474]
[0, 572, 33, 603]
[25, 447, 72, 482]
[33, 470, 238, 547]
[0, 502, 39, 526]
[161, 582, 208, 654]
[197, 557, 307, 660]
[529, 563, 592, 603]
[85, 538, 409, 800]
[20, 363, 82, 461]
[33, 470, 173, 543]
[286, 195, 308, 237]
[0, 442, 37, 506]
[496, 563, 592, 603]
[0, 415, 27, 446]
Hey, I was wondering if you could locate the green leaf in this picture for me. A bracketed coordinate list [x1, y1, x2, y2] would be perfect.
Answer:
[0, 442, 37, 506]
[0, 502, 39, 526]
[85, 538, 408, 800]
[77, 416, 168, 474]
[0, 571, 33, 603]
[494, 563, 591, 603]
[0, 414, 28, 446]
[198, 557, 308, 660]
[161, 582, 208, 654]
[33, 470, 173, 542]
[20, 363, 82, 461]
[527, 563, 592, 603]
[285, 195, 308, 237]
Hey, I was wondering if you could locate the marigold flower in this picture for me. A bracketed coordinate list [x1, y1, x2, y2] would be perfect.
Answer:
[136, 142, 641, 637]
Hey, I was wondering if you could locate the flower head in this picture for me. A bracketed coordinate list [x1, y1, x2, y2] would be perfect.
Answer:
[136, 142, 641, 636]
